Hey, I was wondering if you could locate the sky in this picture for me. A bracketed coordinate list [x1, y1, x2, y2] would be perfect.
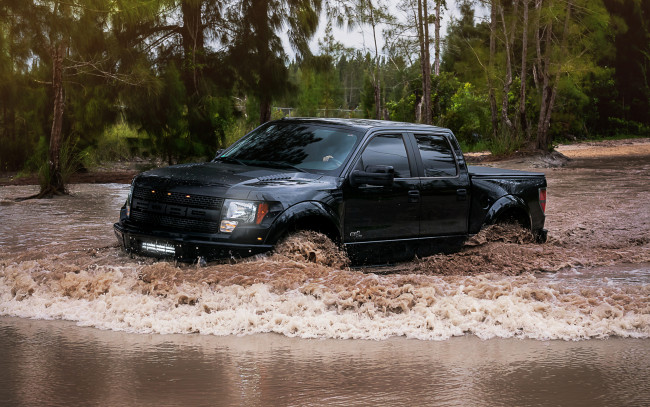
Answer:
[283, 2, 463, 61]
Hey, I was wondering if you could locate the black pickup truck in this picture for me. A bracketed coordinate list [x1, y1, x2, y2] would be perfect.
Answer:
[114, 118, 547, 264]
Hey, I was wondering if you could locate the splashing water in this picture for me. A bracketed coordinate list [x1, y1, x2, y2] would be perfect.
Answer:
[1, 156, 650, 342]
[1, 245, 649, 340]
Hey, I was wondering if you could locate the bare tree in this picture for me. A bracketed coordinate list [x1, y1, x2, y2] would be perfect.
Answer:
[434, 0, 441, 76]
[368, 0, 383, 119]
[416, 0, 432, 123]
[47, 39, 66, 195]
[519, 0, 530, 141]
[487, 0, 499, 139]
[535, 0, 572, 150]
[498, 0, 518, 136]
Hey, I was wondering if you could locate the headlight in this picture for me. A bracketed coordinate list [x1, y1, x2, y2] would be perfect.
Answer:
[126, 179, 136, 218]
[224, 200, 257, 222]
[220, 200, 269, 233]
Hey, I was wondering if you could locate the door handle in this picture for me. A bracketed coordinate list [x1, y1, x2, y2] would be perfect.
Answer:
[456, 188, 468, 201]
[408, 190, 420, 203]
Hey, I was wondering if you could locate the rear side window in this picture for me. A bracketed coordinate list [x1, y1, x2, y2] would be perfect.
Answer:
[414, 134, 458, 177]
[356, 135, 411, 178]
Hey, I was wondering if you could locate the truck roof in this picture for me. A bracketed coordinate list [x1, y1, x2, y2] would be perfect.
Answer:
[278, 117, 450, 133]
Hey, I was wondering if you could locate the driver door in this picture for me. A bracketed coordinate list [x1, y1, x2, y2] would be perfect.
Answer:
[343, 134, 420, 244]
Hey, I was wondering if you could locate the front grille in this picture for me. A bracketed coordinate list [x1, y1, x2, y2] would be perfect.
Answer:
[131, 186, 223, 233]
[131, 211, 219, 233]
[132, 187, 223, 209]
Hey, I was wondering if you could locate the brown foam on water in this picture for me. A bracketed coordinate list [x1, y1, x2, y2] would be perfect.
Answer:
[1, 234, 649, 340]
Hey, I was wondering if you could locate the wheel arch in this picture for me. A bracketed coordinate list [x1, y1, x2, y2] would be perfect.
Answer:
[484, 195, 532, 229]
[265, 201, 342, 245]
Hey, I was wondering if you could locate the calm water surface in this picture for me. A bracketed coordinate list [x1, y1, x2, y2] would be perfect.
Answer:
[1, 317, 649, 407]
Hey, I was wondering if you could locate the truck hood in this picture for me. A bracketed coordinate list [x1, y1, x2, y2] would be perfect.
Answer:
[133, 162, 334, 201]
[136, 162, 265, 187]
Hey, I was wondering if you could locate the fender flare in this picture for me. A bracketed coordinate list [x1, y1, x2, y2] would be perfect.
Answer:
[484, 195, 531, 228]
[265, 201, 342, 245]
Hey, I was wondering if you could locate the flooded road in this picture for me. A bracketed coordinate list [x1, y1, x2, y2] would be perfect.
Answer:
[1, 148, 650, 404]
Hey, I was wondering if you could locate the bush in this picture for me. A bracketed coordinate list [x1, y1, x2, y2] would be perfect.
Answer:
[490, 131, 523, 156]
[35, 137, 84, 190]
[605, 117, 650, 138]
[98, 122, 137, 160]
[443, 82, 490, 146]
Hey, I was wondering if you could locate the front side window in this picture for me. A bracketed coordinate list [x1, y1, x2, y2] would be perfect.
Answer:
[414, 134, 458, 177]
[356, 135, 411, 178]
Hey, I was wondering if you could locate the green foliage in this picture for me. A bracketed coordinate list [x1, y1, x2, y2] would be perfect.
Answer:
[87, 122, 140, 165]
[295, 56, 344, 117]
[360, 73, 377, 118]
[36, 137, 84, 190]
[605, 118, 650, 138]
[23, 136, 49, 175]
[441, 1, 489, 87]
[443, 83, 490, 145]
[224, 119, 257, 148]
[1, 0, 649, 178]
[459, 139, 491, 154]
[227, 0, 322, 122]
[386, 94, 416, 122]
[490, 131, 524, 157]
[431, 72, 461, 124]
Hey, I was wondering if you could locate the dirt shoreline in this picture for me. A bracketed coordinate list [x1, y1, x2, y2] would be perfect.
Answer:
[0, 169, 139, 187]
[466, 137, 650, 165]
[1, 137, 648, 187]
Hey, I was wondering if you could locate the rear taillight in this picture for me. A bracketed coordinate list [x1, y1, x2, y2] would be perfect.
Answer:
[539, 188, 547, 214]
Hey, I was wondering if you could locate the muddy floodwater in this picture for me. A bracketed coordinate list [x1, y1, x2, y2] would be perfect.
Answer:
[1, 143, 650, 405]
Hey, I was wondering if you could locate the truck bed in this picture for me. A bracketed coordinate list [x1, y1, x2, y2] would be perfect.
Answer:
[468, 165, 545, 178]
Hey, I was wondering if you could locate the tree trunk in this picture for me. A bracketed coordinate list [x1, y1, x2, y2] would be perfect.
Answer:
[416, 0, 425, 122]
[46, 41, 66, 195]
[536, 7, 553, 150]
[434, 0, 440, 76]
[422, 0, 432, 124]
[373, 80, 381, 120]
[181, 0, 204, 95]
[416, 0, 431, 124]
[368, 0, 381, 119]
[488, 0, 499, 139]
[537, 0, 571, 150]
[259, 97, 272, 124]
[499, 1, 517, 135]
[533, 0, 543, 92]
[519, 0, 530, 141]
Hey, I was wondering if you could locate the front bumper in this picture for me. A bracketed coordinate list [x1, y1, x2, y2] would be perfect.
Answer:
[113, 222, 274, 261]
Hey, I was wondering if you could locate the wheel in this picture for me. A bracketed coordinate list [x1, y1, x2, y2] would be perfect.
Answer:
[273, 230, 349, 268]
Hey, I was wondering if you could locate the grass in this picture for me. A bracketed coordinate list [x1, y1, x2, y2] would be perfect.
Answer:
[459, 139, 491, 153]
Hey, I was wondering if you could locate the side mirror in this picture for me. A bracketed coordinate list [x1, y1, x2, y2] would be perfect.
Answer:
[350, 165, 395, 187]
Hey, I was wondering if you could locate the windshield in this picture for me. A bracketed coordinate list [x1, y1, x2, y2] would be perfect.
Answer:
[218, 122, 362, 174]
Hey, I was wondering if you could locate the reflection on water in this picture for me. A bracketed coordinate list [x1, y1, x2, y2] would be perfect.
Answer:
[1, 317, 649, 407]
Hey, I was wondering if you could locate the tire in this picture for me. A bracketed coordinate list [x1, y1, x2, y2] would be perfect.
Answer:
[273, 230, 349, 268]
